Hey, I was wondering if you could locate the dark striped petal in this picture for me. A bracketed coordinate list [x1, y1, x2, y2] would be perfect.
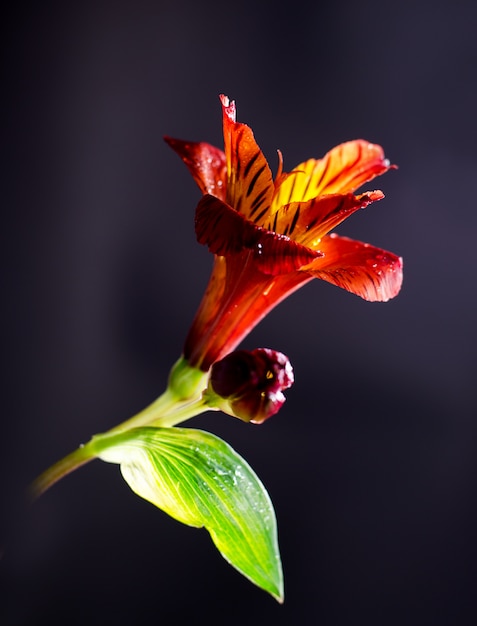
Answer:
[195, 194, 320, 275]
[273, 140, 394, 208]
[164, 136, 227, 200]
[220, 95, 275, 225]
[302, 233, 403, 302]
[263, 191, 384, 248]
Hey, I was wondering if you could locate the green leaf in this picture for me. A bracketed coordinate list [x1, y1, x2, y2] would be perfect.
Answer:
[96, 427, 283, 602]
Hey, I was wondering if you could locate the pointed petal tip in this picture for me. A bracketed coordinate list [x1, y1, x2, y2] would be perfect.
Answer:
[163, 135, 191, 154]
[385, 160, 399, 171]
[219, 94, 230, 106]
[163, 135, 179, 148]
[220, 94, 236, 122]
[365, 189, 385, 202]
[164, 138, 227, 198]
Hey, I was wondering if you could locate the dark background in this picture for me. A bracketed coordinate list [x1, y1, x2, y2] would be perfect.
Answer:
[2, 1, 477, 624]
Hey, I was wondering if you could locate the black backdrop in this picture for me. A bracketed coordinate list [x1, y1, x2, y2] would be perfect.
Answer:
[2, 1, 477, 624]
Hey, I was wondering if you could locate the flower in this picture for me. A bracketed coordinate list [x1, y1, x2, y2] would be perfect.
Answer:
[165, 95, 403, 371]
[206, 348, 294, 424]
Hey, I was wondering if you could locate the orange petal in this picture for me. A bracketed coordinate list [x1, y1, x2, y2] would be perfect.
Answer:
[273, 140, 394, 208]
[195, 194, 320, 275]
[263, 190, 384, 249]
[164, 136, 227, 200]
[301, 233, 403, 302]
[220, 95, 275, 224]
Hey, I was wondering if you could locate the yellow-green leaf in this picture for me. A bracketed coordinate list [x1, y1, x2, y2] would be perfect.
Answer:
[96, 427, 283, 601]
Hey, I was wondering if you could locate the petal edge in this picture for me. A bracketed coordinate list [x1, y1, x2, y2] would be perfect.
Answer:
[302, 233, 403, 302]
[195, 194, 320, 275]
[164, 136, 227, 200]
[273, 140, 394, 209]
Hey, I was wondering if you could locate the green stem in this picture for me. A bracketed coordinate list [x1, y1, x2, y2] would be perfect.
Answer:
[31, 441, 98, 500]
[105, 357, 210, 433]
[32, 389, 214, 499]
[151, 397, 213, 427]
[32, 357, 214, 498]
[107, 388, 179, 434]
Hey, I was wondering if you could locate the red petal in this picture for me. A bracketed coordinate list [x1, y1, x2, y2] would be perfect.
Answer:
[164, 136, 227, 200]
[220, 95, 275, 225]
[301, 233, 403, 302]
[263, 191, 384, 248]
[195, 194, 320, 275]
[273, 140, 394, 207]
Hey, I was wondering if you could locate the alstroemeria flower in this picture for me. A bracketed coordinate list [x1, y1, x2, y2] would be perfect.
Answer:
[206, 348, 294, 424]
[165, 96, 403, 371]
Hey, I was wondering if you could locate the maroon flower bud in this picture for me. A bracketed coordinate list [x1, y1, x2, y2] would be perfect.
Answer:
[207, 348, 294, 424]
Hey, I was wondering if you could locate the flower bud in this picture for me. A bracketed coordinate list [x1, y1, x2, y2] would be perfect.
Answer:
[206, 348, 294, 424]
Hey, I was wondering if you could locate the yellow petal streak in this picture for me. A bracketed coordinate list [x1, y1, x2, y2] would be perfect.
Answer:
[263, 191, 384, 249]
[272, 140, 392, 211]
